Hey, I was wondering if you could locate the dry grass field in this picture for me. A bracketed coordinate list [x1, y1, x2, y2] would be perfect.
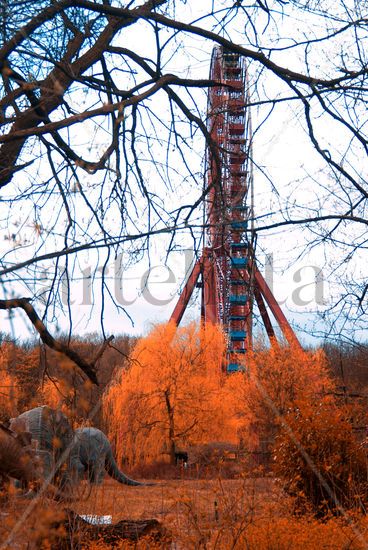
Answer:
[1, 477, 368, 549]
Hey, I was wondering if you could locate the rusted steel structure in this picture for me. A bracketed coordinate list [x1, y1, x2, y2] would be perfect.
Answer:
[170, 46, 301, 371]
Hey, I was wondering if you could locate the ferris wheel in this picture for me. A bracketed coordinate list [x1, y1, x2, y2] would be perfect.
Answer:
[171, 46, 301, 371]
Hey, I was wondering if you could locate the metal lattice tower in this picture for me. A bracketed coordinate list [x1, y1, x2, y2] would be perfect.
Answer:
[170, 46, 301, 371]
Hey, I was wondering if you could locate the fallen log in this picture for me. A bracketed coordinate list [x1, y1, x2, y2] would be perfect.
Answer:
[49, 509, 171, 548]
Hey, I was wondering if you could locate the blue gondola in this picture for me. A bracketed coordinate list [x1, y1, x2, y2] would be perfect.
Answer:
[230, 294, 248, 304]
[231, 257, 248, 267]
[229, 330, 246, 341]
[230, 220, 248, 230]
[227, 363, 242, 372]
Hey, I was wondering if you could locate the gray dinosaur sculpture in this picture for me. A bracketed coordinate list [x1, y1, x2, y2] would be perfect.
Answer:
[72, 427, 145, 486]
[10, 408, 147, 488]
[9, 405, 83, 492]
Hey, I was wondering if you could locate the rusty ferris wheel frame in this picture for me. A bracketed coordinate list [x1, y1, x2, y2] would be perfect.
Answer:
[170, 46, 301, 372]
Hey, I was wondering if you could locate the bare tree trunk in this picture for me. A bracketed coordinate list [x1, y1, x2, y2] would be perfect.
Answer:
[164, 390, 176, 465]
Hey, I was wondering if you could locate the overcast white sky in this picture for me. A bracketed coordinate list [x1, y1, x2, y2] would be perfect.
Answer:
[1, 1, 366, 345]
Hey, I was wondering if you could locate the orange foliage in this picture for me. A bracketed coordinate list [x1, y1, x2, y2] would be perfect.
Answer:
[103, 322, 238, 466]
[0, 335, 133, 428]
[103, 328, 339, 469]
[0, 342, 43, 417]
[0, 343, 24, 420]
[209, 514, 368, 549]
[274, 399, 368, 514]
[226, 344, 368, 514]
[38, 336, 134, 425]
[39, 356, 94, 423]
[225, 345, 335, 452]
[0, 370, 19, 421]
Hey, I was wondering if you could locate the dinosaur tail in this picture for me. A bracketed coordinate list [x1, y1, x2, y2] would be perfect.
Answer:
[105, 449, 145, 486]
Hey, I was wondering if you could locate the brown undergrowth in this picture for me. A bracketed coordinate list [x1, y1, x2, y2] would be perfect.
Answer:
[1, 477, 368, 549]
[2, 330, 368, 547]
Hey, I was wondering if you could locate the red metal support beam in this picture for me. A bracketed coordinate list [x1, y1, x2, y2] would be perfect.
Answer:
[202, 250, 219, 324]
[253, 282, 278, 346]
[170, 259, 202, 326]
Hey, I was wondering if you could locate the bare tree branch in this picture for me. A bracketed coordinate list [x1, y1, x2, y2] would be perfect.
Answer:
[0, 298, 98, 384]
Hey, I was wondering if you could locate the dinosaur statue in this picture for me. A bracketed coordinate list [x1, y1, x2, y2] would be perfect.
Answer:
[9, 405, 83, 493]
[72, 427, 146, 486]
[10, 408, 147, 488]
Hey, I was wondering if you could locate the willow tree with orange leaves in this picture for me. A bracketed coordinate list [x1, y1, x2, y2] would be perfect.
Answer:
[103, 322, 239, 466]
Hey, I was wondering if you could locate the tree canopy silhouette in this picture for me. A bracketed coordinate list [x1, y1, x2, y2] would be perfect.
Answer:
[1, 0, 368, 370]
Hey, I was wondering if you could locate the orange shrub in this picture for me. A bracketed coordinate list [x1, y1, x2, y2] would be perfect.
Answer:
[0, 369, 20, 421]
[205, 513, 368, 549]
[0, 342, 26, 420]
[274, 399, 368, 515]
[225, 345, 335, 455]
